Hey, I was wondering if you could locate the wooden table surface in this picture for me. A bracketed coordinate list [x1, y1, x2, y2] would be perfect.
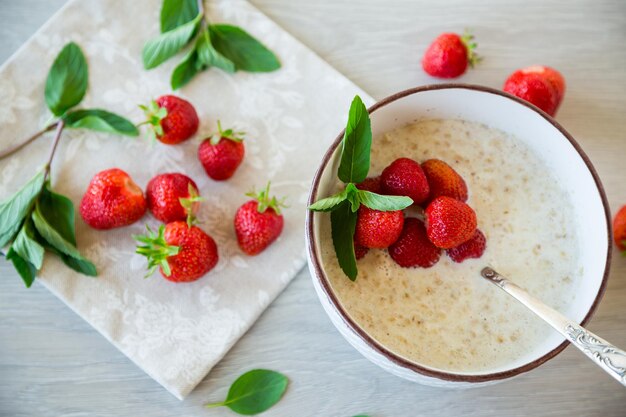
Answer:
[1, 0, 625, 416]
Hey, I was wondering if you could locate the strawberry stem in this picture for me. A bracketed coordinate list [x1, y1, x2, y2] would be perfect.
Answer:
[134, 225, 180, 277]
[138, 100, 168, 142]
[461, 30, 481, 68]
[179, 183, 204, 228]
[210, 120, 245, 145]
[245, 182, 287, 214]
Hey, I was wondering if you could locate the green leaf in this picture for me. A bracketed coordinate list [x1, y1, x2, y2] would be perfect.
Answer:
[208, 24, 280, 72]
[11, 218, 45, 270]
[338, 95, 371, 184]
[205, 369, 288, 415]
[0, 170, 45, 247]
[331, 200, 358, 281]
[357, 190, 413, 211]
[63, 109, 139, 136]
[6, 248, 37, 287]
[31, 188, 80, 259]
[46, 244, 97, 277]
[45, 42, 88, 116]
[308, 188, 349, 212]
[171, 48, 200, 90]
[196, 28, 236, 73]
[160, 0, 199, 32]
[142, 13, 202, 70]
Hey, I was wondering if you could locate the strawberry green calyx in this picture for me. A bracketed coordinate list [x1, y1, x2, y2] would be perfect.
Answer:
[246, 182, 287, 214]
[134, 224, 180, 277]
[461, 30, 481, 68]
[138, 100, 168, 141]
[179, 183, 204, 228]
[210, 120, 245, 145]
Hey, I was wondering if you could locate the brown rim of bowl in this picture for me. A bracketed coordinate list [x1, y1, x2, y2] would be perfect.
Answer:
[305, 83, 613, 383]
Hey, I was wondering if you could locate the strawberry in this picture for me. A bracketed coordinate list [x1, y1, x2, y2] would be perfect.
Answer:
[146, 173, 202, 225]
[354, 239, 369, 260]
[422, 159, 468, 203]
[234, 183, 286, 255]
[354, 206, 404, 249]
[135, 222, 218, 283]
[422, 31, 480, 78]
[446, 229, 487, 263]
[503, 70, 559, 116]
[519, 65, 566, 104]
[381, 158, 430, 205]
[389, 218, 442, 268]
[425, 196, 477, 249]
[80, 168, 146, 230]
[140, 95, 199, 144]
[355, 176, 383, 194]
[198, 121, 245, 180]
[613, 205, 626, 253]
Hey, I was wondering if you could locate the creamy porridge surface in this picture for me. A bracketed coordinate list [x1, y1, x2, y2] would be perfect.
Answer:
[319, 119, 582, 372]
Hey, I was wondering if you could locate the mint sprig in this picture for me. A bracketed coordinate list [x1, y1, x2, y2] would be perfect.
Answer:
[205, 369, 288, 415]
[145, 0, 281, 90]
[308, 96, 413, 281]
[0, 42, 138, 287]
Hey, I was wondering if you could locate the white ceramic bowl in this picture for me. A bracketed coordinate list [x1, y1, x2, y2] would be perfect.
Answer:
[305, 84, 612, 387]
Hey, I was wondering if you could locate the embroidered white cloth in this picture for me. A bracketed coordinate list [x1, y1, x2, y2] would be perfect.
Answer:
[0, 0, 373, 399]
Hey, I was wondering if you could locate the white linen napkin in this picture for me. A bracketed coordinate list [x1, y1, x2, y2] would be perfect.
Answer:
[0, 0, 373, 399]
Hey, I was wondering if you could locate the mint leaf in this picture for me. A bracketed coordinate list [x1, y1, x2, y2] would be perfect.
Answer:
[143, 13, 202, 69]
[357, 190, 413, 211]
[64, 109, 139, 136]
[32, 191, 80, 259]
[160, 0, 199, 32]
[308, 188, 349, 212]
[45, 42, 88, 116]
[338, 96, 371, 184]
[196, 28, 236, 73]
[208, 24, 280, 72]
[331, 200, 358, 280]
[37, 184, 77, 246]
[6, 248, 37, 288]
[205, 369, 288, 415]
[11, 218, 45, 270]
[0, 170, 45, 247]
[171, 48, 200, 90]
[46, 244, 97, 277]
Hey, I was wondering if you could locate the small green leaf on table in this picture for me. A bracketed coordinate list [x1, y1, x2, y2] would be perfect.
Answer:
[0, 170, 45, 247]
[143, 13, 202, 70]
[160, 0, 199, 32]
[64, 109, 139, 136]
[338, 95, 371, 184]
[331, 200, 358, 281]
[5, 248, 37, 288]
[208, 24, 280, 72]
[45, 42, 88, 116]
[205, 369, 288, 415]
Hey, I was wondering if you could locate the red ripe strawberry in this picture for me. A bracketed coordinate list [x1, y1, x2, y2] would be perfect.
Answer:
[520, 65, 566, 104]
[422, 32, 480, 78]
[140, 95, 199, 144]
[146, 173, 202, 225]
[381, 158, 430, 205]
[389, 218, 442, 268]
[354, 206, 404, 249]
[355, 176, 382, 194]
[422, 159, 468, 203]
[234, 183, 285, 255]
[135, 222, 218, 283]
[354, 239, 369, 260]
[198, 121, 245, 180]
[446, 229, 487, 263]
[80, 168, 146, 230]
[613, 205, 626, 253]
[425, 196, 477, 249]
[503, 70, 559, 116]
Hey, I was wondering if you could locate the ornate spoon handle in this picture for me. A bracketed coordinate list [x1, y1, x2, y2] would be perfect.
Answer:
[481, 267, 626, 387]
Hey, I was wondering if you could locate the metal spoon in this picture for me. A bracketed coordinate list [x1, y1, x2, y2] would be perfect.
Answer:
[481, 267, 626, 387]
